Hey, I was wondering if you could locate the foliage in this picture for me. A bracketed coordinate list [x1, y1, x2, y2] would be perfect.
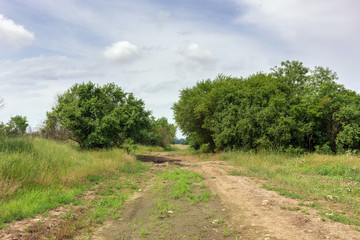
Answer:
[173, 61, 360, 153]
[121, 138, 138, 154]
[0, 115, 28, 137]
[43, 82, 152, 149]
[139, 117, 176, 148]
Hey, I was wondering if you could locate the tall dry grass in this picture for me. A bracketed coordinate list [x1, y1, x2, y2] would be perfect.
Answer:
[0, 137, 134, 199]
[0, 137, 139, 225]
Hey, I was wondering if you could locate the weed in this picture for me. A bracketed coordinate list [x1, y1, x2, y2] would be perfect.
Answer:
[280, 206, 300, 211]
[228, 172, 243, 176]
[139, 226, 150, 237]
[262, 184, 302, 199]
[298, 201, 322, 209]
[223, 228, 230, 237]
[199, 190, 212, 203]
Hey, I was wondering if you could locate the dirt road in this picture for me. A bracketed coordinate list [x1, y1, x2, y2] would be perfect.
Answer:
[2, 152, 360, 239]
[142, 153, 360, 240]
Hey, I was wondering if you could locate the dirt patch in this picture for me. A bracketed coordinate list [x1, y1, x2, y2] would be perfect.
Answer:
[91, 168, 240, 240]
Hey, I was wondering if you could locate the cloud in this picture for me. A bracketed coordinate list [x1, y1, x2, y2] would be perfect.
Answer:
[234, 0, 360, 44]
[180, 43, 217, 65]
[0, 14, 34, 47]
[103, 41, 140, 62]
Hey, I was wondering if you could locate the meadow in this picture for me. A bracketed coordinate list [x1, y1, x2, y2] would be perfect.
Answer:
[0, 137, 136, 227]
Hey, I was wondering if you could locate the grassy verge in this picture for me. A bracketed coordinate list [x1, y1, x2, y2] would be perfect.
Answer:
[12, 161, 151, 239]
[220, 151, 360, 226]
[0, 137, 136, 227]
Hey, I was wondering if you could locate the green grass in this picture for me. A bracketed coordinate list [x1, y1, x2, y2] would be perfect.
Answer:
[159, 169, 206, 203]
[0, 137, 141, 225]
[219, 150, 360, 226]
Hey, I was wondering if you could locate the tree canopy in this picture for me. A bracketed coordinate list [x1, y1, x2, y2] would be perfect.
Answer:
[0, 115, 28, 137]
[44, 82, 175, 149]
[173, 61, 360, 153]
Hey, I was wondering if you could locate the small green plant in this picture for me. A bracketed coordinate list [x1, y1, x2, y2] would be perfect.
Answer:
[121, 139, 138, 155]
[222, 228, 230, 237]
[301, 210, 310, 215]
[280, 206, 300, 211]
[139, 226, 150, 237]
[228, 172, 243, 176]
[262, 184, 302, 199]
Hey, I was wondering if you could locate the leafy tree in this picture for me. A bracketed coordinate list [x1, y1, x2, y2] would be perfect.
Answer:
[138, 117, 176, 148]
[155, 117, 176, 148]
[1, 115, 28, 137]
[173, 137, 189, 145]
[44, 82, 151, 149]
[173, 61, 360, 153]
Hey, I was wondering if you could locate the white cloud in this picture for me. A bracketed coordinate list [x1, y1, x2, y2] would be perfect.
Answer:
[180, 43, 217, 65]
[235, 0, 360, 44]
[103, 41, 140, 62]
[0, 14, 34, 47]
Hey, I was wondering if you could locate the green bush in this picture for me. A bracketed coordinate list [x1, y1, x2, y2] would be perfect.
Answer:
[173, 61, 360, 154]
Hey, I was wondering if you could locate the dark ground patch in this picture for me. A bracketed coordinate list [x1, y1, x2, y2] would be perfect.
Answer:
[136, 155, 184, 166]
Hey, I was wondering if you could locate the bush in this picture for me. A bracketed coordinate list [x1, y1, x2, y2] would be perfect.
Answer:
[198, 143, 212, 153]
[43, 82, 151, 149]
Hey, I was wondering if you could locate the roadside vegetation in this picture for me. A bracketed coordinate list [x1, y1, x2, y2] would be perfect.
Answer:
[0, 82, 177, 232]
[217, 151, 360, 226]
[173, 60, 360, 227]
[0, 137, 138, 228]
[43, 82, 175, 149]
[174, 60, 360, 154]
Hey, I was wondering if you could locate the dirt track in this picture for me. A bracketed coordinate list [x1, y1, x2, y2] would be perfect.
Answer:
[2, 153, 360, 239]
[144, 153, 360, 240]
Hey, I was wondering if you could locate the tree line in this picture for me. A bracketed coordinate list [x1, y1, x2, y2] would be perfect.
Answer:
[1, 83, 176, 150]
[173, 61, 360, 153]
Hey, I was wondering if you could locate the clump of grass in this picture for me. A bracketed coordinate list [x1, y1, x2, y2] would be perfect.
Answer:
[158, 168, 213, 205]
[262, 184, 303, 200]
[280, 206, 301, 211]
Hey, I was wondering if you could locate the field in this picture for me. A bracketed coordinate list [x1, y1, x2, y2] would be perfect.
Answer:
[1, 138, 360, 239]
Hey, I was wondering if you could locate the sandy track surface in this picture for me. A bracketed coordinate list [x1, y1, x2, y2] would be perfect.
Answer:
[149, 153, 360, 240]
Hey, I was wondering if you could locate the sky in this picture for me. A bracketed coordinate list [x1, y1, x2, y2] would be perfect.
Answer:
[0, 0, 360, 135]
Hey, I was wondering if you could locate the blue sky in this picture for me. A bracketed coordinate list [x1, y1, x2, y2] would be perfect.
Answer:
[1, 0, 360, 135]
